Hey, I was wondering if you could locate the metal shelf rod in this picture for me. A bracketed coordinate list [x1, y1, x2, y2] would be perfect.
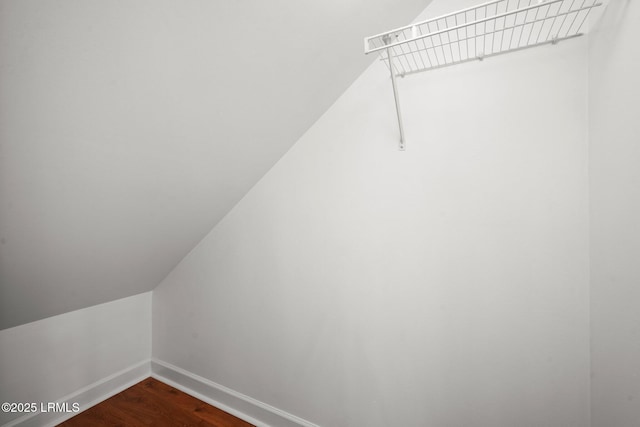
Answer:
[386, 43, 406, 151]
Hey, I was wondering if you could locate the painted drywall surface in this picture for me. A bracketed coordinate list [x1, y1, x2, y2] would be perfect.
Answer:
[0, 292, 151, 425]
[153, 2, 590, 426]
[0, 0, 432, 330]
[588, 1, 640, 425]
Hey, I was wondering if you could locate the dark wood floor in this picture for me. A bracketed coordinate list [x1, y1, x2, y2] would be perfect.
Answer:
[58, 377, 254, 426]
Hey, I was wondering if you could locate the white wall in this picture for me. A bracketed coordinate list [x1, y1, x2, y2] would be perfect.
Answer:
[0, 292, 151, 426]
[153, 1, 591, 425]
[588, 1, 640, 426]
[0, 0, 431, 331]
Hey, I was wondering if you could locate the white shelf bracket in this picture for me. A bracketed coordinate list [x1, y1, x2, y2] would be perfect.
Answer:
[383, 35, 406, 151]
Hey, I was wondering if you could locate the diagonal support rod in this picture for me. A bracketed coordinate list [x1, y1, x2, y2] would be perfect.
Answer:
[384, 36, 406, 151]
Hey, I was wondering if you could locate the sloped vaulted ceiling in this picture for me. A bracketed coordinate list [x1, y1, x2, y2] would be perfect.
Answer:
[0, 0, 432, 329]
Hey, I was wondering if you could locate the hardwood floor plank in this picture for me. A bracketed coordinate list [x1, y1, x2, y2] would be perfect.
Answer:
[60, 400, 141, 427]
[58, 377, 254, 427]
[139, 378, 253, 427]
[109, 385, 203, 426]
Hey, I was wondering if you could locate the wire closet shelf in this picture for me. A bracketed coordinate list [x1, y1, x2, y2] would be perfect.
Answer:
[364, 0, 603, 150]
[365, 0, 602, 77]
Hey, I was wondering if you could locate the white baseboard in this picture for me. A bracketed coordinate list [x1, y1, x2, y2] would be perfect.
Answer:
[3, 359, 319, 427]
[3, 360, 151, 427]
[151, 358, 320, 427]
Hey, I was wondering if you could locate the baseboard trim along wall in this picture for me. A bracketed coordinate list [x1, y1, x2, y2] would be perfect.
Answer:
[4, 359, 318, 427]
[3, 360, 151, 427]
[150, 359, 320, 427]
